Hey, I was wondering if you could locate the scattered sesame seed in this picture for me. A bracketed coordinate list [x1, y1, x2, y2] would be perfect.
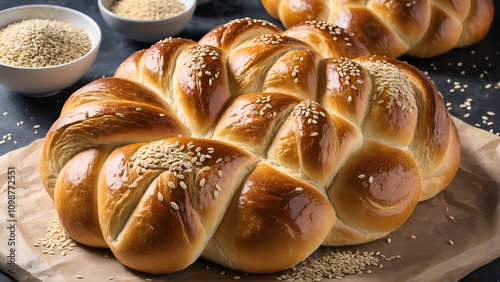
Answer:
[295, 187, 303, 192]
[115, 113, 124, 118]
[171, 202, 179, 210]
[76, 275, 84, 279]
[387, 238, 391, 244]
[358, 174, 365, 179]
[448, 240, 454, 245]
[157, 192, 164, 202]
[448, 215, 454, 220]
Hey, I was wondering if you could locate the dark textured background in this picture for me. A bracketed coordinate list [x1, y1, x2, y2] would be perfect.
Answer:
[0, 0, 498, 281]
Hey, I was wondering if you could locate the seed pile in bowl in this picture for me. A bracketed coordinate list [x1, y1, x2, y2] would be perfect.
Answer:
[0, 19, 91, 68]
[110, 0, 186, 20]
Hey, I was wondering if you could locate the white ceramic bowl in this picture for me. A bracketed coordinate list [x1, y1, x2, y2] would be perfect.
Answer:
[0, 5, 101, 97]
[98, 0, 196, 43]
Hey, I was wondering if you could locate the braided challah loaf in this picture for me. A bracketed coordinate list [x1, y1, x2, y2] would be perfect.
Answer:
[39, 18, 460, 274]
[261, 0, 494, 58]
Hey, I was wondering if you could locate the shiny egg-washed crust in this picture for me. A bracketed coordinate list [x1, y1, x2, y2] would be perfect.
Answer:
[40, 18, 460, 274]
[262, 0, 494, 58]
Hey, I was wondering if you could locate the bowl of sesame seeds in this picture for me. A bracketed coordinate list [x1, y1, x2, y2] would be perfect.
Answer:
[98, 0, 196, 43]
[0, 5, 101, 97]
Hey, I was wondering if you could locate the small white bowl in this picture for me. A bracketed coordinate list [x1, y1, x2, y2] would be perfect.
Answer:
[0, 5, 102, 97]
[98, 0, 196, 43]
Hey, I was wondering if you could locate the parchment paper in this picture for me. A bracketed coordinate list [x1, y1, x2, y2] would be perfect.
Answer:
[1, 117, 499, 282]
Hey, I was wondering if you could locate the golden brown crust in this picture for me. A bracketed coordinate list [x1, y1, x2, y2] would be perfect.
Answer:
[198, 18, 282, 53]
[55, 147, 111, 248]
[283, 21, 370, 59]
[319, 57, 371, 125]
[39, 18, 461, 275]
[279, 0, 329, 27]
[329, 7, 411, 58]
[61, 77, 171, 115]
[406, 4, 462, 58]
[208, 162, 335, 273]
[213, 92, 303, 156]
[228, 34, 312, 96]
[40, 100, 188, 195]
[267, 100, 341, 187]
[355, 56, 419, 147]
[115, 38, 197, 99]
[98, 138, 256, 273]
[381, 56, 460, 200]
[327, 139, 422, 239]
[367, 0, 431, 46]
[173, 45, 230, 136]
[263, 0, 494, 57]
[457, 0, 494, 47]
[263, 49, 321, 101]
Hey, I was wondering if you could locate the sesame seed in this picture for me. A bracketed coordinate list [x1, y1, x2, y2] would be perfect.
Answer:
[115, 113, 124, 118]
[218, 170, 223, 178]
[135, 108, 142, 111]
[200, 178, 206, 187]
[171, 202, 179, 210]
[215, 184, 222, 191]
[387, 238, 391, 243]
[159, 113, 166, 117]
[410, 235, 416, 239]
[180, 181, 187, 190]
[310, 132, 319, 137]
[213, 190, 219, 200]
[369, 176, 373, 183]
[347, 96, 353, 103]
[448, 215, 454, 220]
[295, 187, 303, 192]
[157, 192, 164, 202]
[358, 174, 365, 179]
[448, 240, 454, 245]
[76, 275, 84, 279]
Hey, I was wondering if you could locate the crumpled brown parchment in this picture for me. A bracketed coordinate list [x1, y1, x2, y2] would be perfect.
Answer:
[0, 117, 499, 282]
